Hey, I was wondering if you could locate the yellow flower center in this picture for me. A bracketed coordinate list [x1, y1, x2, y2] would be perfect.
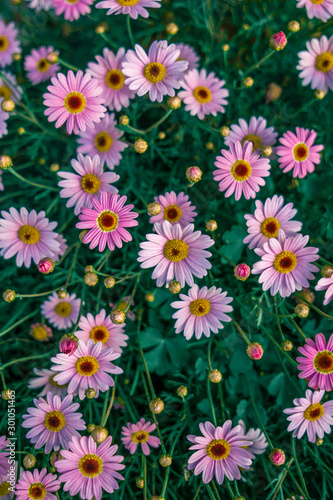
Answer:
[75, 355, 100, 376]
[242, 134, 262, 151]
[44, 410, 66, 432]
[0, 36, 9, 52]
[49, 374, 67, 388]
[189, 298, 211, 317]
[313, 350, 333, 374]
[66, 0, 79, 3]
[89, 325, 110, 344]
[163, 205, 182, 223]
[131, 430, 150, 443]
[206, 439, 231, 460]
[31, 326, 49, 341]
[78, 454, 103, 478]
[0, 85, 11, 100]
[37, 58, 50, 73]
[18, 225, 40, 245]
[315, 52, 333, 73]
[260, 217, 281, 238]
[105, 69, 125, 90]
[304, 402, 324, 421]
[94, 131, 113, 152]
[193, 86, 212, 103]
[64, 91, 86, 114]
[230, 160, 252, 181]
[55, 302, 72, 317]
[143, 62, 166, 84]
[293, 143, 309, 162]
[97, 210, 118, 232]
[117, 0, 140, 4]
[163, 239, 189, 262]
[0, 482, 11, 497]
[27, 483, 46, 500]
[311, 0, 324, 4]
[273, 251, 297, 274]
[81, 173, 101, 194]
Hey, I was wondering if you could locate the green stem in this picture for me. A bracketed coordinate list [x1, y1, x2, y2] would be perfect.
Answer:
[144, 109, 173, 133]
[126, 15, 135, 46]
[65, 244, 80, 289]
[0, 352, 52, 372]
[245, 374, 274, 449]
[0, 311, 38, 338]
[137, 319, 156, 399]
[232, 319, 250, 345]
[57, 57, 80, 71]
[274, 296, 285, 341]
[245, 49, 275, 75]
[271, 457, 294, 500]
[101, 377, 117, 427]
[262, 327, 298, 367]
[292, 438, 310, 500]
[211, 479, 222, 500]
[96, 251, 111, 272]
[143, 455, 147, 500]
[295, 292, 333, 320]
[141, 372, 166, 454]
[8, 167, 59, 192]
[207, 375, 217, 427]
[124, 273, 141, 313]
[290, 318, 307, 340]
[319, 256, 333, 266]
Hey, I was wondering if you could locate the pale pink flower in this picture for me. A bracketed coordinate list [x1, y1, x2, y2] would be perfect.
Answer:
[25, 0, 53, 11]
[297, 0, 333, 23]
[297, 35, 333, 93]
[52, 0, 94, 21]
[121, 418, 160, 455]
[0, 20, 21, 68]
[175, 43, 200, 75]
[15, 468, 60, 500]
[24, 46, 60, 85]
[315, 276, 333, 305]
[41, 292, 81, 330]
[224, 116, 277, 157]
[0, 71, 23, 103]
[297, 332, 333, 391]
[28, 368, 68, 398]
[237, 420, 268, 456]
[96, 0, 161, 19]
[149, 191, 197, 228]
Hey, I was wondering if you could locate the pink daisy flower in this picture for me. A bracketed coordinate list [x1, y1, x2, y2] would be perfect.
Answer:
[149, 191, 197, 228]
[22, 392, 86, 454]
[0, 103, 9, 139]
[252, 230, 319, 297]
[122, 41, 188, 103]
[297, 332, 333, 391]
[96, 0, 161, 19]
[121, 418, 161, 455]
[0, 465, 16, 500]
[297, 35, 333, 93]
[77, 113, 128, 170]
[187, 421, 253, 484]
[25, 0, 53, 11]
[171, 284, 233, 340]
[24, 46, 60, 85]
[43, 70, 106, 135]
[0, 20, 21, 68]
[56, 435, 124, 499]
[58, 153, 119, 216]
[75, 308, 128, 353]
[87, 48, 134, 111]
[224, 116, 277, 156]
[28, 368, 68, 398]
[297, 0, 333, 22]
[276, 127, 324, 178]
[237, 420, 268, 456]
[315, 276, 333, 305]
[0, 207, 61, 268]
[52, 0, 94, 21]
[29, 323, 53, 342]
[243, 195, 302, 250]
[41, 292, 81, 330]
[51, 338, 123, 400]
[175, 43, 200, 75]
[213, 141, 271, 201]
[76, 192, 139, 252]
[0, 72, 23, 103]
[15, 468, 60, 500]
[178, 69, 229, 120]
[0, 435, 10, 476]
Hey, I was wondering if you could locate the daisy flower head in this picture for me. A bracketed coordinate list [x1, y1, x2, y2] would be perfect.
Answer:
[276, 127, 324, 178]
[43, 70, 106, 135]
[0, 435, 10, 476]
[171, 284, 233, 340]
[87, 48, 134, 111]
[284, 389, 333, 443]
[51, 338, 123, 400]
[22, 392, 86, 454]
[0, 465, 16, 500]
[224, 116, 277, 156]
[25, 0, 53, 11]
[41, 292, 81, 330]
[77, 113, 128, 170]
[122, 41, 188, 103]
[29, 323, 52, 342]
[52, 0, 94, 21]
[15, 468, 60, 500]
[0, 208, 61, 268]
[56, 435, 124, 500]
[315, 275, 333, 305]
[243, 195, 302, 250]
[75, 308, 128, 354]
[28, 368, 68, 398]
[0, 20, 21, 68]
[187, 420, 253, 484]
[121, 418, 161, 455]
[0, 72, 23, 103]
[96, 0, 161, 19]
[24, 46, 60, 85]
[213, 141, 271, 201]
[138, 221, 214, 288]
[297, 332, 333, 391]
[297, 0, 333, 22]
[76, 192, 139, 252]
[149, 191, 197, 228]
[178, 69, 229, 120]
[297, 35, 333, 93]
[237, 420, 268, 456]
[175, 43, 200, 75]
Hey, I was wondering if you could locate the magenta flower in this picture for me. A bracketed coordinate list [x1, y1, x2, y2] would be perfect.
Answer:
[175, 43, 200, 75]
[15, 468, 60, 500]
[138, 221, 214, 287]
[297, 332, 333, 391]
[171, 284, 233, 340]
[41, 291, 81, 330]
[276, 127, 324, 178]
[24, 46, 60, 85]
[52, 0, 94, 20]
[0, 104, 9, 139]
[213, 141, 271, 201]
[297, 0, 333, 22]
[96, 0, 161, 19]
[43, 70, 106, 135]
[122, 41, 188, 103]
[149, 191, 197, 228]
[252, 230, 319, 297]
[0, 207, 61, 268]
[0, 20, 21, 68]
[25, 0, 53, 11]
[0, 72, 23, 103]
[121, 418, 161, 455]
[237, 420, 268, 456]
[76, 192, 139, 252]
[28, 368, 68, 398]
[297, 35, 333, 93]
[224, 116, 277, 156]
[315, 276, 333, 305]
[178, 69, 229, 120]
[0, 435, 10, 476]
[187, 421, 253, 484]
[56, 435, 124, 499]
[243, 195, 302, 250]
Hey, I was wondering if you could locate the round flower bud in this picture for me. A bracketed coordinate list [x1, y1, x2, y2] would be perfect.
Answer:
[91, 425, 109, 444]
[12, 53, 22, 61]
[243, 77, 254, 88]
[295, 303, 309, 318]
[111, 309, 126, 324]
[147, 202, 161, 216]
[152, 497, 165, 500]
[50, 466, 56, 473]
[2, 389, 13, 400]
[39, 158, 46, 166]
[206, 220, 217, 232]
[234, 263, 251, 281]
[316, 437, 323, 446]
[104, 276, 116, 288]
[167, 96, 182, 109]
[246, 342, 264, 360]
[321, 265, 333, 278]
[220, 126, 230, 137]
[168, 280, 181, 294]
[23, 454, 36, 469]
[166, 22, 178, 35]
[57, 289, 67, 299]
[95, 22, 108, 34]
[136, 477, 144, 489]
[84, 272, 99, 286]
[145, 293, 155, 302]
[315, 89, 325, 100]
[86, 388, 97, 399]
[134, 139, 148, 154]
[233, 497, 245, 500]
[158, 131, 166, 140]
[1, 99, 15, 112]
[50, 451, 63, 466]
[206, 142, 214, 151]
[281, 340, 293, 351]
[149, 397, 164, 414]
[119, 115, 129, 125]
[222, 44, 229, 52]
[176, 385, 188, 398]
[261, 145, 272, 157]
[296, 288, 315, 304]
[38, 258, 54, 275]
[159, 454, 172, 467]
[186, 166, 202, 183]
[288, 21, 300, 33]
[266, 82, 282, 103]
[59, 334, 78, 356]
[3, 289, 15, 302]
[270, 32, 287, 51]
[87, 424, 95, 433]
[269, 448, 285, 466]
[79, 230, 88, 242]
[18, 127, 25, 135]
[243, 23, 250, 30]
[85, 265, 94, 273]
[209, 369, 222, 383]
[0, 155, 12, 170]
[47, 52, 59, 64]
[50, 163, 60, 172]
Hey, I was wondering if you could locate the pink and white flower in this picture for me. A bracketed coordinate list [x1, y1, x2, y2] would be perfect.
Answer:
[175, 43, 200, 75]
[237, 420, 268, 456]
[297, 0, 333, 23]
[315, 275, 333, 305]
[28, 368, 68, 398]
[41, 292, 81, 330]
[52, 0, 94, 21]
[25, 0, 52, 11]
[0, 20, 21, 68]
[96, 0, 161, 19]
[224, 116, 277, 156]
[24, 46, 60, 85]
[15, 468, 60, 500]
[297, 35, 333, 93]
[121, 418, 160, 455]
[149, 191, 197, 228]
[297, 332, 333, 391]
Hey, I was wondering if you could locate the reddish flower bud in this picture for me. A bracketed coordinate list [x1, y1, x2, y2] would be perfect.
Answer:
[234, 263, 251, 281]
[270, 32, 287, 51]
[38, 258, 55, 274]
[186, 166, 202, 183]
[269, 448, 285, 466]
[59, 334, 78, 356]
[246, 342, 264, 360]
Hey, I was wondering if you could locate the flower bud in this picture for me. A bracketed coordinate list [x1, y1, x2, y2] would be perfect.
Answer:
[23, 454, 36, 469]
[39, 158, 46, 166]
[233, 497, 245, 500]
[2, 389, 14, 400]
[86, 388, 97, 399]
[145, 292, 155, 302]
[177, 385, 188, 398]
[3, 289, 15, 302]
[50, 163, 59, 172]
[1, 99, 15, 112]
[295, 303, 309, 318]
[0, 155, 12, 170]
[111, 309, 126, 324]
[315, 89, 325, 100]
[84, 272, 98, 286]
[147, 202, 161, 216]
[87, 424, 95, 433]
[57, 289, 67, 299]
[47, 52, 59, 64]
[243, 77, 253, 88]
[159, 454, 172, 467]
[149, 397, 164, 414]
[158, 131, 166, 140]
[288, 21, 300, 33]
[50, 451, 63, 466]
[261, 145, 272, 157]
[270, 32, 287, 51]
[220, 126, 230, 137]
[85, 265, 94, 273]
[266, 82, 282, 103]
[50, 466, 56, 473]
[119, 115, 129, 125]
[296, 288, 315, 304]
[234, 263, 250, 281]
[269, 448, 285, 466]
[222, 44, 229, 52]
[136, 477, 144, 489]
[152, 497, 165, 500]
[167, 96, 181, 109]
[186, 166, 202, 183]
[206, 142, 214, 150]
[59, 334, 78, 356]
[91, 425, 109, 444]
[79, 230, 88, 242]
[18, 127, 25, 135]
[168, 280, 181, 294]
[316, 437, 323, 446]
[321, 265, 333, 278]
[281, 340, 293, 351]
[38, 258, 54, 274]
[134, 139, 148, 154]
[104, 276, 116, 288]
[209, 369, 222, 383]
[206, 220, 217, 232]
[246, 342, 264, 360]
[95, 22, 108, 34]
[166, 22, 178, 35]
[12, 53, 21, 61]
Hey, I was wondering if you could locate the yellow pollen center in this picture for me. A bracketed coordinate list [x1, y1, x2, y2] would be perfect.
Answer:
[189, 298, 211, 317]
[164, 205, 182, 223]
[313, 350, 333, 373]
[273, 251, 297, 274]
[0, 36, 9, 52]
[163, 239, 189, 262]
[78, 454, 103, 478]
[97, 210, 118, 232]
[18, 225, 40, 245]
[89, 325, 110, 344]
[206, 439, 231, 460]
[131, 430, 150, 443]
[311, 0, 324, 4]
[44, 410, 66, 432]
[49, 374, 67, 388]
[37, 58, 50, 73]
[143, 62, 166, 84]
[242, 134, 262, 151]
[304, 402, 324, 421]
[31, 326, 49, 340]
[0, 85, 11, 100]
[230, 160, 252, 181]
[27, 483, 46, 500]
[66, 0, 79, 3]
[293, 143, 309, 161]
[55, 301, 72, 317]
[64, 91, 86, 114]
[75, 355, 99, 376]
[94, 131, 113, 152]
[315, 52, 333, 73]
[260, 217, 281, 238]
[81, 173, 101, 194]
[193, 86, 212, 103]
[105, 69, 125, 90]
[0, 481, 11, 496]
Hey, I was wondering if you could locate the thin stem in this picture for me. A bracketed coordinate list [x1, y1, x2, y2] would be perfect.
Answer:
[260, 306, 296, 319]
[245, 49, 275, 75]
[101, 377, 117, 427]
[290, 318, 307, 340]
[65, 244, 80, 289]
[225, 481, 235, 498]
[57, 57, 80, 71]
[8, 167, 59, 192]
[292, 438, 310, 500]
[144, 109, 173, 133]
[0, 352, 52, 372]
[319, 256, 333, 266]
[124, 273, 141, 313]
[274, 296, 285, 341]
[262, 327, 298, 368]
[245, 374, 274, 449]
[137, 319, 156, 399]
[143, 455, 147, 500]
[295, 292, 333, 320]
[211, 479, 222, 500]
[96, 251, 111, 272]
[232, 319, 250, 345]
[207, 376, 217, 427]
[0, 311, 38, 338]
[16, 285, 77, 298]
[193, 484, 202, 500]
[141, 372, 166, 454]
[271, 457, 294, 500]
[126, 15, 135, 46]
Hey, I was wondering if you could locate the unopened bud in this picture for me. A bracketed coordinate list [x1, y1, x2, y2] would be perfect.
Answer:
[87, 424, 95, 433]
[0, 155, 12, 170]
[158, 131, 166, 139]
[220, 126, 230, 137]
[18, 127, 25, 135]
[321, 265, 333, 278]
[316, 437, 323, 446]
[23, 454, 36, 469]
[3, 289, 15, 302]
[261, 145, 272, 157]
[85, 265, 94, 273]
[206, 142, 214, 150]
[84, 272, 98, 286]
[246, 342, 264, 360]
[288, 21, 300, 33]
[206, 220, 217, 232]
[167, 96, 181, 109]
[186, 166, 202, 183]
[147, 202, 161, 216]
[295, 303, 309, 318]
[47, 52, 59, 64]
[159, 454, 172, 467]
[145, 292, 155, 302]
[270, 32, 287, 51]
[243, 77, 254, 88]
[2, 389, 14, 400]
[57, 289, 67, 299]
[1, 99, 15, 112]
[50, 451, 63, 466]
[209, 369, 222, 383]
[176, 385, 187, 398]
[38, 258, 54, 274]
[50, 163, 59, 172]
[222, 44, 229, 52]
[168, 280, 181, 294]
[269, 448, 285, 466]
[95, 22, 108, 34]
[315, 89, 325, 100]
[166, 22, 178, 35]
[12, 53, 21, 61]
[79, 230, 88, 242]
[119, 115, 129, 125]
[59, 334, 78, 356]
[104, 276, 116, 288]
[281, 340, 293, 351]
[295, 288, 315, 304]
[149, 397, 164, 414]
[136, 477, 144, 489]
[234, 263, 250, 281]
[91, 425, 109, 444]
[266, 82, 282, 103]
[134, 139, 148, 154]
[111, 309, 126, 324]
[86, 388, 97, 399]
